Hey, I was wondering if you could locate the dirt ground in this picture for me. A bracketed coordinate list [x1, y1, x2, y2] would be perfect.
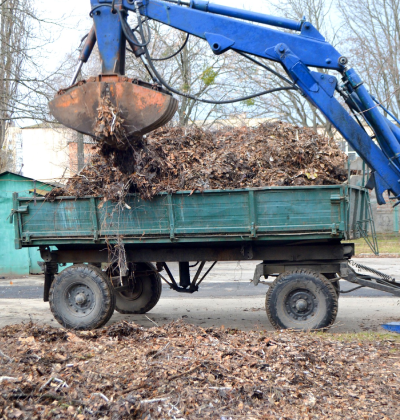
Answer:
[1, 321, 400, 419]
[1, 260, 400, 419]
[1, 259, 399, 333]
[1, 294, 400, 335]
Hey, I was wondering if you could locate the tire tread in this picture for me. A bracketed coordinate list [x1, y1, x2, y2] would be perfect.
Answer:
[49, 264, 115, 330]
[265, 269, 338, 331]
[115, 262, 162, 314]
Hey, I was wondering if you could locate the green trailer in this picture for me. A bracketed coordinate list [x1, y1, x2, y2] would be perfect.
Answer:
[11, 184, 400, 330]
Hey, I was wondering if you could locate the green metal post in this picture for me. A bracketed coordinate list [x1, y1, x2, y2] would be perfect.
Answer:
[394, 205, 399, 234]
[362, 160, 366, 187]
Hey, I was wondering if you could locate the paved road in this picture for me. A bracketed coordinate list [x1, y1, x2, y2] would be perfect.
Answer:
[0, 278, 393, 299]
[0, 258, 397, 299]
[0, 259, 399, 333]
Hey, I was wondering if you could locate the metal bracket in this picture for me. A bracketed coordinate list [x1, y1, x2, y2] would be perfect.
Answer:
[273, 45, 319, 92]
[248, 190, 257, 238]
[90, 197, 100, 241]
[9, 205, 29, 224]
[252, 263, 264, 286]
[166, 194, 176, 240]
[341, 261, 400, 296]
[311, 71, 337, 98]
[240, 245, 253, 260]
[40, 246, 53, 262]
[366, 171, 389, 205]
[330, 194, 342, 204]
[21, 233, 31, 244]
[300, 22, 325, 41]
[204, 32, 235, 54]
[159, 261, 217, 293]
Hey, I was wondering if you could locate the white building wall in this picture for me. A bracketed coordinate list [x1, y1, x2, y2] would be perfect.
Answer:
[6, 126, 75, 182]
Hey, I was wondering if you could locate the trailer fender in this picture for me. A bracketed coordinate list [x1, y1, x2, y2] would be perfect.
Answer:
[252, 263, 264, 286]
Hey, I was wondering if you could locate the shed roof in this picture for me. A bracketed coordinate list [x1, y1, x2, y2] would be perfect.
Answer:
[0, 171, 61, 187]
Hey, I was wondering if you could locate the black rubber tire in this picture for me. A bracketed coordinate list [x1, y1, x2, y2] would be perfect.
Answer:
[49, 264, 116, 330]
[115, 263, 162, 314]
[266, 270, 338, 331]
[323, 273, 341, 297]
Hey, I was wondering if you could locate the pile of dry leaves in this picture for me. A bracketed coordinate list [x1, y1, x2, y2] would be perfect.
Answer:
[48, 122, 347, 202]
[1, 321, 399, 419]
[93, 98, 131, 151]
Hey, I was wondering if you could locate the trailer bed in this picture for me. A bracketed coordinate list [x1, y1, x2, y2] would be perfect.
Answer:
[13, 183, 397, 333]
[13, 184, 369, 248]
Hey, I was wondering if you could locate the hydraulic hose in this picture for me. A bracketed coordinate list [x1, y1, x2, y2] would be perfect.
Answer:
[90, 3, 297, 104]
[142, 45, 296, 104]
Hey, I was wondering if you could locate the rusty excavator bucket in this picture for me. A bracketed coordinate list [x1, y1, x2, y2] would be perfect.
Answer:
[49, 75, 178, 149]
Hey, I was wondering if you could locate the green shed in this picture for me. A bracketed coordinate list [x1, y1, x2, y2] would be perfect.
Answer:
[0, 171, 54, 276]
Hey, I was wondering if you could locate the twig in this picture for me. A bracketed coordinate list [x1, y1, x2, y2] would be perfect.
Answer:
[54, 377, 69, 390]
[167, 402, 181, 415]
[53, 378, 68, 385]
[145, 315, 159, 327]
[38, 394, 84, 404]
[110, 110, 117, 133]
[39, 377, 54, 391]
[0, 376, 19, 383]
[91, 392, 109, 402]
[169, 364, 201, 381]
[141, 397, 170, 404]
[39, 377, 68, 391]
[0, 349, 13, 362]
[232, 348, 253, 360]
[151, 342, 170, 359]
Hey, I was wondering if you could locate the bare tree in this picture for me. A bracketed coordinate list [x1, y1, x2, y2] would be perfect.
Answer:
[0, 0, 61, 170]
[124, 22, 254, 127]
[338, 0, 400, 119]
[0, 0, 30, 168]
[224, 0, 340, 135]
[273, 0, 337, 134]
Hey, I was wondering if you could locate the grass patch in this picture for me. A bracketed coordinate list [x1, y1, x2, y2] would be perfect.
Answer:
[313, 330, 400, 343]
[345, 233, 400, 255]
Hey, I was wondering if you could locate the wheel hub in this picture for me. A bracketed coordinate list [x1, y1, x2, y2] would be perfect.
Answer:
[75, 292, 87, 306]
[295, 298, 308, 311]
[285, 289, 317, 320]
[120, 277, 144, 301]
[66, 283, 95, 316]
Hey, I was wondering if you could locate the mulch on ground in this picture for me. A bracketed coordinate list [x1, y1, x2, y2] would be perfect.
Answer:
[47, 122, 347, 202]
[1, 321, 399, 419]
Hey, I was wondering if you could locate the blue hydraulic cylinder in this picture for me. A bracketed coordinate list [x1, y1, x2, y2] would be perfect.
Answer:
[90, 1, 126, 74]
[190, 0, 302, 31]
[370, 96, 400, 150]
[385, 119, 400, 150]
[131, 1, 342, 70]
[346, 68, 400, 172]
[276, 47, 400, 202]
[347, 93, 395, 161]
[348, 92, 400, 164]
[79, 26, 97, 63]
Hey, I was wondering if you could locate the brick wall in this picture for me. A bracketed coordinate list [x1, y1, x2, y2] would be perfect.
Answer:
[370, 189, 400, 234]
[68, 142, 96, 175]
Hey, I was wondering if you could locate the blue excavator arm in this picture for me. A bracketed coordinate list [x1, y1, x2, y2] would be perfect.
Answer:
[54, 0, 400, 205]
